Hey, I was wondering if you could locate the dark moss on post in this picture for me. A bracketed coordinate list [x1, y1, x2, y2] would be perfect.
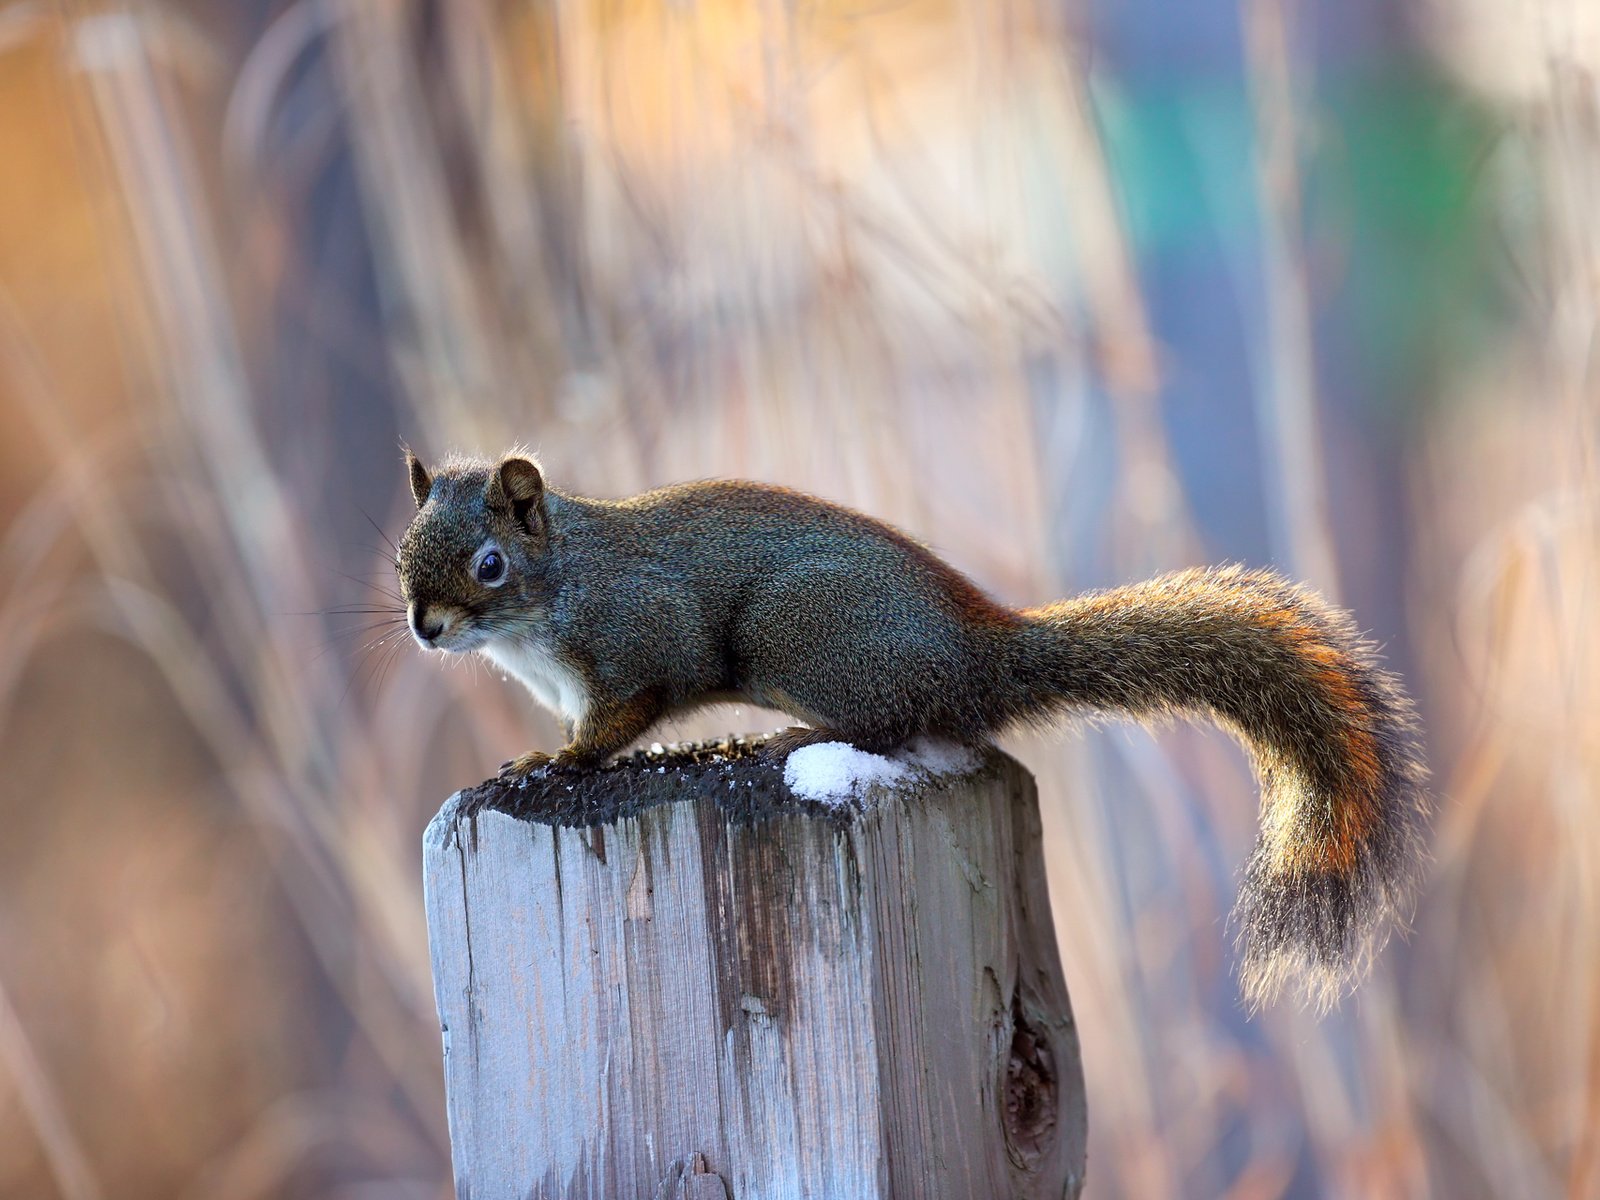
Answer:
[452, 734, 996, 829]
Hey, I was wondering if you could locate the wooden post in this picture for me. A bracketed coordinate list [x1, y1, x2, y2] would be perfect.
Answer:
[423, 740, 1087, 1200]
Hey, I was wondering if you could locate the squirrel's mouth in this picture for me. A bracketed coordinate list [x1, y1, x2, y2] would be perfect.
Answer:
[416, 628, 481, 653]
[409, 604, 481, 653]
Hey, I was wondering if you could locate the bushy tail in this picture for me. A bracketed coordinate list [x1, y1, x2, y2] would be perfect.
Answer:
[1011, 566, 1429, 1009]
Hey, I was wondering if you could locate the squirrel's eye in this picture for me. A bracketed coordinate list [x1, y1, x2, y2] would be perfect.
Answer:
[476, 550, 506, 584]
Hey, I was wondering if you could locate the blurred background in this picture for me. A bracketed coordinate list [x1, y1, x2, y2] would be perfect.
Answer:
[0, 0, 1594, 1196]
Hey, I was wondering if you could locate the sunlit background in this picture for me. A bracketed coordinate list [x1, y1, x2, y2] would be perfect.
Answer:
[0, 0, 1595, 1196]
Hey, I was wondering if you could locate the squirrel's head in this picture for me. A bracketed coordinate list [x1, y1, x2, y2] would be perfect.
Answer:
[395, 451, 551, 652]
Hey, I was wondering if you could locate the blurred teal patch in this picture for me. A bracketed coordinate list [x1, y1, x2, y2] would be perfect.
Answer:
[1093, 76, 1261, 254]
[1311, 64, 1506, 423]
[1092, 60, 1506, 428]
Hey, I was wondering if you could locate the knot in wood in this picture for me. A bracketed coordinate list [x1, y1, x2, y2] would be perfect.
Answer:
[1003, 996, 1058, 1166]
[655, 1153, 730, 1200]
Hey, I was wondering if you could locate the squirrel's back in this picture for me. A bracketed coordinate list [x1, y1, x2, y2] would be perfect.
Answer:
[611, 480, 1015, 618]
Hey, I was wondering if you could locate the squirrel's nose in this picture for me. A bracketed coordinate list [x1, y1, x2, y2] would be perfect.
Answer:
[409, 605, 445, 643]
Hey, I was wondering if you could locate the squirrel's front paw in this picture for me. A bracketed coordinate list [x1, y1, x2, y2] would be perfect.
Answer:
[499, 750, 555, 780]
[549, 747, 598, 770]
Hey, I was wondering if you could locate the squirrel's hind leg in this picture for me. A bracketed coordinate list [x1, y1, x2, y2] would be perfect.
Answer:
[759, 726, 848, 760]
[757, 723, 915, 761]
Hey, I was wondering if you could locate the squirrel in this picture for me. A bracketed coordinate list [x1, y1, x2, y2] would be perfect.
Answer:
[396, 450, 1428, 1008]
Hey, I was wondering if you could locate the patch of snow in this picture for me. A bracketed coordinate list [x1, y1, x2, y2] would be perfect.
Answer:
[783, 744, 911, 805]
[899, 737, 983, 777]
[782, 737, 982, 807]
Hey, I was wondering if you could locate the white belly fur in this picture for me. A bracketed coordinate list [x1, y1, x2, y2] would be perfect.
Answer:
[482, 637, 591, 726]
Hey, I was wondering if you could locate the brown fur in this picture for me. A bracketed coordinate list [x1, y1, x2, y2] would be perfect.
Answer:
[397, 454, 1429, 1009]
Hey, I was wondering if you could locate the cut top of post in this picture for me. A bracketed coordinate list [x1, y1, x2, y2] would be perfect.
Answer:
[431, 734, 988, 834]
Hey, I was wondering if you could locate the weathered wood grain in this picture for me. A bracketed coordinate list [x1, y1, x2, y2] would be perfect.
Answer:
[424, 740, 1086, 1199]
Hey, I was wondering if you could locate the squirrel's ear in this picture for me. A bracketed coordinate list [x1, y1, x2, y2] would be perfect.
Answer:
[492, 456, 545, 533]
[405, 449, 433, 509]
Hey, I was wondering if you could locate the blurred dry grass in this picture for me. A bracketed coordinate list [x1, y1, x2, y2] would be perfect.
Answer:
[0, 0, 1595, 1197]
